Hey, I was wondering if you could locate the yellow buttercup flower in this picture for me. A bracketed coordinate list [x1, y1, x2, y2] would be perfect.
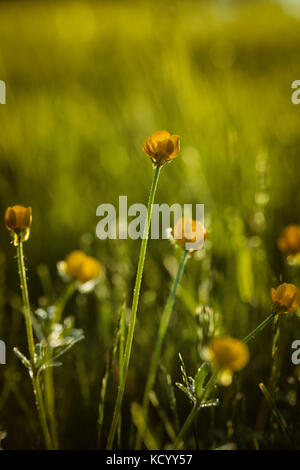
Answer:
[142, 130, 180, 167]
[76, 256, 102, 284]
[4, 205, 32, 245]
[64, 250, 102, 284]
[278, 225, 300, 256]
[65, 250, 88, 280]
[204, 336, 249, 386]
[208, 336, 250, 372]
[172, 217, 207, 252]
[271, 283, 300, 314]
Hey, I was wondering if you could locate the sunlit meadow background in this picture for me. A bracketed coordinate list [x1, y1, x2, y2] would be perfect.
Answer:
[0, 0, 300, 449]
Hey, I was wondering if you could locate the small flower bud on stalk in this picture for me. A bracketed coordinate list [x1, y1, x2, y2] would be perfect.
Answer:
[4, 205, 32, 246]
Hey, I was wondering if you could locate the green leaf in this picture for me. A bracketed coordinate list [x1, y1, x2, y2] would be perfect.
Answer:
[194, 363, 209, 399]
[259, 382, 292, 443]
[131, 402, 159, 450]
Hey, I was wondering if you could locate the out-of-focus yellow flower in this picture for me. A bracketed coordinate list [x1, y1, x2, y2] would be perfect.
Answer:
[209, 336, 249, 371]
[4, 205, 32, 245]
[271, 283, 300, 314]
[203, 336, 249, 386]
[76, 256, 102, 284]
[172, 217, 207, 252]
[64, 250, 102, 284]
[65, 250, 87, 279]
[142, 130, 180, 167]
[278, 225, 300, 256]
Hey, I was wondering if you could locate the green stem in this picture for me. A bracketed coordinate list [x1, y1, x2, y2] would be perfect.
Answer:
[106, 165, 161, 449]
[269, 315, 280, 442]
[44, 349, 59, 449]
[135, 250, 189, 449]
[32, 375, 53, 450]
[242, 313, 274, 344]
[43, 280, 77, 449]
[174, 312, 275, 448]
[117, 303, 126, 448]
[16, 239, 53, 449]
[269, 315, 280, 395]
[16, 240, 35, 363]
[174, 373, 216, 449]
[53, 281, 77, 323]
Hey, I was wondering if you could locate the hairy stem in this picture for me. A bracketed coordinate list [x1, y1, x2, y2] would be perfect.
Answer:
[16, 239, 53, 449]
[106, 165, 161, 449]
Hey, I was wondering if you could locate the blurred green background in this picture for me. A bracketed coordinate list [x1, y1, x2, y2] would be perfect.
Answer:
[1, 0, 300, 449]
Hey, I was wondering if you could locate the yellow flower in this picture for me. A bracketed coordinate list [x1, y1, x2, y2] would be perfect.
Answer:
[4, 205, 32, 245]
[204, 336, 249, 386]
[65, 250, 102, 284]
[142, 130, 180, 167]
[65, 250, 87, 279]
[76, 256, 102, 284]
[271, 283, 300, 314]
[208, 336, 250, 372]
[172, 217, 207, 252]
[278, 225, 300, 256]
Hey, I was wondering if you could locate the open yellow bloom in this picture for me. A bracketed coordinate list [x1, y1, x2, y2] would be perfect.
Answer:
[208, 336, 250, 372]
[65, 250, 102, 284]
[4, 205, 32, 245]
[271, 283, 300, 314]
[278, 225, 300, 256]
[76, 256, 102, 284]
[204, 336, 249, 387]
[65, 250, 88, 279]
[142, 130, 180, 167]
[172, 217, 207, 252]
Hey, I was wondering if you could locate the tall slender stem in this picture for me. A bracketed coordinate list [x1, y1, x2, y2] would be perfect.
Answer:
[117, 303, 126, 448]
[269, 315, 280, 442]
[44, 349, 59, 449]
[135, 250, 189, 449]
[269, 315, 280, 395]
[44, 280, 77, 449]
[106, 165, 161, 449]
[16, 239, 53, 450]
[17, 240, 35, 362]
[242, 313, 274, 344]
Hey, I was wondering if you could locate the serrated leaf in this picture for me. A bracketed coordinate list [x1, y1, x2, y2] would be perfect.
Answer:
[199, 398, 219, 408]
[38, 361, 63, 373]
[13, 347, 32, 370]
[175, 382, 196, 404]
[178, 353, 188, 388]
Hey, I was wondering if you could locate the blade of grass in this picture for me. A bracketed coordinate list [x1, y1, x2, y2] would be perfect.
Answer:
[135, 250, 189, 449]
[97, 307, 122, 448]
[117, 302, 126, 448]
[259, 382, 293, 445]
[131, 402, 159, 450]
